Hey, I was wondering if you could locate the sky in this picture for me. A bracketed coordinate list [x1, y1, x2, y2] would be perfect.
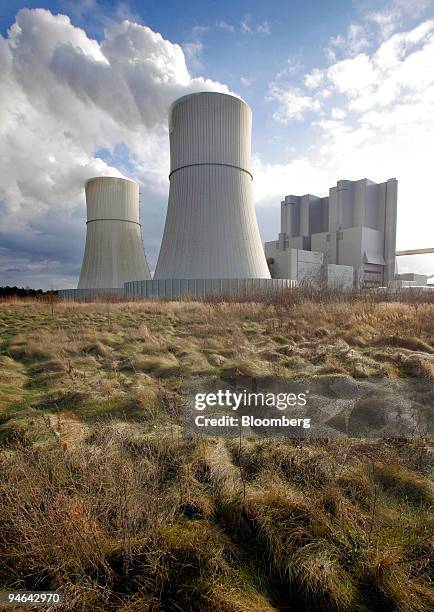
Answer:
[0, 0, 433, 289]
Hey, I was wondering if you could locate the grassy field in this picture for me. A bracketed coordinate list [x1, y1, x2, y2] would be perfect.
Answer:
[0, 295, 432, 611]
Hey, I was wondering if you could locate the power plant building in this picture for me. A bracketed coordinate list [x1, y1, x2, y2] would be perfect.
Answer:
[265, 178, 398, 288]
[77, 177, 151, 289]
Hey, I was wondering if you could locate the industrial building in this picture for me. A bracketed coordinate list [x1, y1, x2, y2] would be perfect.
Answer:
[58, 92, 403, 300]
[61, 91, 284, 300]
[265, 178, 398, 288]
[266, 247, 353, 289]
[396, 272, 428, 285]
[393, 273, 429, 288]
[78, 177, 151, 289]
[155, 91, 271, 280]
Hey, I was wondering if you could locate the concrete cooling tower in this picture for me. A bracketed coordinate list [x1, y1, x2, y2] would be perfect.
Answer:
[78, 177, 151, 289]
[154, 92, 271, 279]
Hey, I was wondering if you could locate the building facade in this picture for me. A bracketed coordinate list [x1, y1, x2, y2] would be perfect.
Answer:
[265, 177, 397, 288]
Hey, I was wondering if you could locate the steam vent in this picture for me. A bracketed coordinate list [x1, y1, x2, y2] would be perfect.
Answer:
[78, 177, 151, 289]
[154, 92, 271, 279]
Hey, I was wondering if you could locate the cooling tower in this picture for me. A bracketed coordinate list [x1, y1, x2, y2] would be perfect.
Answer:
[154, 92, 271, 279]
[78, 176, 151, 289]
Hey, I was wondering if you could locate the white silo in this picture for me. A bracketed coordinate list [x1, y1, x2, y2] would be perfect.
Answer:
[154, 92, 271, 279]
[78, 176, 151, 289]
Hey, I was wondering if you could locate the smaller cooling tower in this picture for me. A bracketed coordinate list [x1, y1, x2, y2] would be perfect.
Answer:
[78, 176, 151, 289]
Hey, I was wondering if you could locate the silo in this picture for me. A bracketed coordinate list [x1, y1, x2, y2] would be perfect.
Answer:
[78, 176, 151, 289]
[154, 92, 271, 279]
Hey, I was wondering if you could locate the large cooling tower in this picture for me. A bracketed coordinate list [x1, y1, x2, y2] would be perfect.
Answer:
[154, 92, 271, 279]
[78, 176, 151, 289]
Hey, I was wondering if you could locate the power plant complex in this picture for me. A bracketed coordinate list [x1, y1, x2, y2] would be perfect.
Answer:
[265, 178, 398, 289]
[60, 91, 402, 300]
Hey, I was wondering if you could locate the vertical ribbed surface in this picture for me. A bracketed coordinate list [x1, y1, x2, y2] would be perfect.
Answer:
[85, 177, 140, 222]
[384, 178, 398, 285]
[169, 92, 252, 172]
[78, 177, 151, 289]
[155, 92, 270, 280]
[59, 279, 297, 301]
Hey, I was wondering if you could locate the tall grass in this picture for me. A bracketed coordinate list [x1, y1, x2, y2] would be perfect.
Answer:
[0, 298, 432, 610]
[1, 432, 432, 610]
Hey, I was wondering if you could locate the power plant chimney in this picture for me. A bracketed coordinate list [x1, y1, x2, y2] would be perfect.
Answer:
[154, 92, 271, 279]
[78, 176, 151, 289]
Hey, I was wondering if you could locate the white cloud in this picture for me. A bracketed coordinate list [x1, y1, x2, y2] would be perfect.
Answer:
[182, 26, 209, 71]
[216, 20, 235, 33]
[319, 88, 332, 99]
[216, 16, 269, 36]
[304, 68, 325, 89]
[267, 85, 321, 123]
[183, 40, 204, 68]
[367, 0, 432, 39]
[268, 58, 316, 122]
[327, 53, 378, 97]
[114, 2, 142, 22]
[336, 20, 434, 112]
[60, 0, 98, 19]
[240, 14, 271, 35]
[0, 8, 230, 288]
[191, 25, 209, 37]
[275, 57, 304, 79]
[328, 23, 370, 57]
[240, 76, 255, 87]
[257, 21, 271, 35]
[331, 107, 346, 119]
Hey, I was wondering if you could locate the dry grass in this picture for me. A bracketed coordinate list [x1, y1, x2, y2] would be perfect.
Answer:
[0, 432, 432, 611]
[0, 297, 432, 610]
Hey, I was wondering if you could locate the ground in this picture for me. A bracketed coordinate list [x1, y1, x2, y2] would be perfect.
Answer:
[0, 295, 432, 611]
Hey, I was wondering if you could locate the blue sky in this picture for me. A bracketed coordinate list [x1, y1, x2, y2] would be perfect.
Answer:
[0, 0, 433, 288]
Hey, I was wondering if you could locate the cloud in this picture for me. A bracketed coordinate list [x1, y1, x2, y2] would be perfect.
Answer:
[269, 18, 434, 121]
[0, 8, 230, 288]
[322, 1, 431, 62]
[240, 76, 255, 87]
[329, 20, 434, 112]
[59, 0, 142, 33]
[60, 0, 98, 19]
[304, 68, 325, 89]
[256, 21, 271, 35]
[327, 53, 378, 97]
[183, 26, 210, 71]
[183, 40, 204, 68]
[327, 23, 371, 58]
[267, 57, 315, 123]
[275, 57, 304, 80]
[240, 14, 270, 35]
[252, 155, 330, 206]
[267, 85, 321, 123]
[331, 107, 346, 119]
[113, 2, 142, 22]
[216, 20, 235, 33]
[367, 0, 432, 38]
[216, 15, 270, 36]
